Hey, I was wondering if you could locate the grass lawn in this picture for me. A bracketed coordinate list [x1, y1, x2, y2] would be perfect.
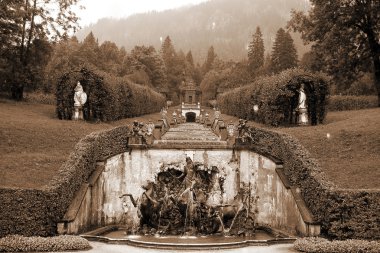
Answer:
[0, 99, 163, 189]
[0, 99, 379, 190]
[279, 108, 380, 189]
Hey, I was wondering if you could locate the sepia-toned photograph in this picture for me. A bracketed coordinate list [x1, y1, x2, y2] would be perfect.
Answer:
[0, 0, 379, 252]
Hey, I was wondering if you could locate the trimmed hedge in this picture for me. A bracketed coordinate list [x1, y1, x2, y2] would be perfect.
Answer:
[294, 237, 380, 253]
[328, 95, 378, 111]
[0, 235, 90, 252]
[0, 125, 131, 237]
[56, 68, 165, 121]
[238, 126, 380, 239]
[24, 92, 56, 105]
[218, 68, 329, 126]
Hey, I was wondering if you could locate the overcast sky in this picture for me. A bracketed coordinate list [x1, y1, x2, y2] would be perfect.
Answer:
[77, 0, 209, 26]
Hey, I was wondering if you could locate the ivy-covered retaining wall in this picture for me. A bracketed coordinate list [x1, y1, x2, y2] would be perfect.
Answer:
[0, 125, 378, 239]
[240, 126, 380, 239]
[56, 68, 166, 121]
[0, 126, 131, 237]
[218, 69, 329, 126]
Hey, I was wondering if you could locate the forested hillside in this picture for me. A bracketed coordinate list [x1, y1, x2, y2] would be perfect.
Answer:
[76, 0, 310, 62]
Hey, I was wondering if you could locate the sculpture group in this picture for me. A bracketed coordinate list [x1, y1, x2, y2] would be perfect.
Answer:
[120, 157, 256, 236]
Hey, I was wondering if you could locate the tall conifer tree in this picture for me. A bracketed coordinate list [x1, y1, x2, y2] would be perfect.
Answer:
[161, 36, 176, 69]
[271, 28, 298, 73]
[248, 26, 265, 75]
[203, 46, 216, 74]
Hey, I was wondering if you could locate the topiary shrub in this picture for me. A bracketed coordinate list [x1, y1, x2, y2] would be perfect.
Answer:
[56, 68, 108, 121]
[218, 68, 329, 126]
[56, 67, 165, 121]
[0, 234, 90, 252]
[294, 237, 380, 253]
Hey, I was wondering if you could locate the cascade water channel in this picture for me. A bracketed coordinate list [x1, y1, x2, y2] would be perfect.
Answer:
[59, 121, 320, 249]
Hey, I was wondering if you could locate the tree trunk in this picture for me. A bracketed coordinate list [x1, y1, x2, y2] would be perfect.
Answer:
[20, 0, 28, 62]
[24, 0, 37, 65]
[374, 57, 380, 107]
[11, 85, 24, 101]
[364, 19, 380, 107]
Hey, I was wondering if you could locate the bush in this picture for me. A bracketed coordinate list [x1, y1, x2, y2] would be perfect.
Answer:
[0, 235, 90, 252]
[218, 68, 329, 126]
[294, 237, 380, 253]
[24, 92, 55, 105]
[328, 95, 377, 111]
[56, 68, 165, 121]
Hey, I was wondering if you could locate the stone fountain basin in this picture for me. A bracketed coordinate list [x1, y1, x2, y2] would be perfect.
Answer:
[81, 226, 296, 250]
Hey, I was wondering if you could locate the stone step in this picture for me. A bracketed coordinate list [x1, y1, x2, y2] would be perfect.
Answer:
[163, 130, 216, 136]
[172, 126, 209, 131]
[167, 128, 211, 132]
[160, 123, 224, 146]
[153, 139, 228, 149]
[161, 136, 219, 141]
[162, 133, 219, 140]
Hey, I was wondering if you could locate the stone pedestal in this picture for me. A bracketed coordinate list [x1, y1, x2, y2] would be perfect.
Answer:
[73, 106, 84, 120]
[298, 108, 308, 125]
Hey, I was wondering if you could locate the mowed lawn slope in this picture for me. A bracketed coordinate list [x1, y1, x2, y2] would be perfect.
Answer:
[0, 99, 379, 189]
[0, 99, 163, 189]
[279, 108, 380, 189]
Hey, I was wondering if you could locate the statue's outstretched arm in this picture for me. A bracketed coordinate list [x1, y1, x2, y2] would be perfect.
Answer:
[119, 193, 137, 207]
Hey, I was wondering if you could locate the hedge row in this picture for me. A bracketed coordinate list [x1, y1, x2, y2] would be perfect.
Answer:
[294, 237, 380, 253]
[240, 126, 380, 239]
[24, 92, 56, 105]
[0, 235, 90, 252]
[0, 125, 131, 237]
[328, 95, 378, 111]
[56, 68, 165, 121]
[218, 68, 329, 126]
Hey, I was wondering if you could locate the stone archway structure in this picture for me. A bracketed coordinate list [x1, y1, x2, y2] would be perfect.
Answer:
[185, 112, 196, 122]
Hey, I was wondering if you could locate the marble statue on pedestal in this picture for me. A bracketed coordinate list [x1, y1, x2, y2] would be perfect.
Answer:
[297, 83, 308, 125]
[73, 81, 87, 120]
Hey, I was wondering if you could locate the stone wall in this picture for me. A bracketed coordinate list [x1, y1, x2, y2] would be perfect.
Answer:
[58, 148, 319, 236]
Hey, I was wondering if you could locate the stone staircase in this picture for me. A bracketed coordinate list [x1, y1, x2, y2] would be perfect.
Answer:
[154, 123, 228, 148]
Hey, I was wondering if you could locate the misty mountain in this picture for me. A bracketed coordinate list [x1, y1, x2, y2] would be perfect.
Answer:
[76, 0, 310, 62]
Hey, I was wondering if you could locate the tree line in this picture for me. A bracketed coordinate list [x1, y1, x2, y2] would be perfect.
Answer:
[1, 0, 379, 107]
[0, 0, 79, 100]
